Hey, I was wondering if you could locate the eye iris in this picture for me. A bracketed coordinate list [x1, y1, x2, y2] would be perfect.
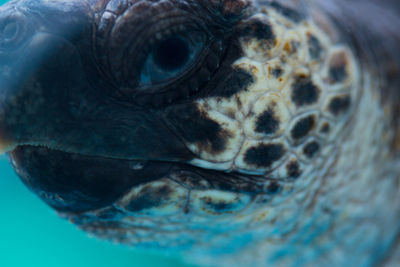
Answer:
[137, 31, 206, 88]
[153, 37, 190, 71]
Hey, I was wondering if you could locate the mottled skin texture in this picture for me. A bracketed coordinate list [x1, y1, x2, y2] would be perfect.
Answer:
[0, 0, 399, 266]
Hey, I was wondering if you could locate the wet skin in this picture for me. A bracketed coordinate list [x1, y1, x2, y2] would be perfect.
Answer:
[0, 0, 399, 266]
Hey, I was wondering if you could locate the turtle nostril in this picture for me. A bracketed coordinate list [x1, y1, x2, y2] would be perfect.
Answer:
[0, 14, 30, 50]
[2, 21, 18, 41]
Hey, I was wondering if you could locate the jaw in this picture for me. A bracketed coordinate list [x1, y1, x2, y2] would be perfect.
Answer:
[8, 145, 175, 212]
[8, 143, 299, 251]
[8, 144, 270, 213]
[7, 144, 269, 252]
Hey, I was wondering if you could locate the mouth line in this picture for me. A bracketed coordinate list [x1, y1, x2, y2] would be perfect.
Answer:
[11, 144, 285, 181]
[9, 144, 286, 214]
[10, 143, 294, 188]
[8, 141, 159, 163]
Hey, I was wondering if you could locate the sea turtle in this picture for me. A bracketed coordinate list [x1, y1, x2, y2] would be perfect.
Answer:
[0, 0, 399, 266]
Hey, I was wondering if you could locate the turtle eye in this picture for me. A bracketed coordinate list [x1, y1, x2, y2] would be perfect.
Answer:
[139, 31, 206, 87]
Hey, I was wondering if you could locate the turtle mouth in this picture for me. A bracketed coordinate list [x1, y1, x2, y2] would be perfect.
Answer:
[8, 145, 176, 213]
[8, 145, 263, 213]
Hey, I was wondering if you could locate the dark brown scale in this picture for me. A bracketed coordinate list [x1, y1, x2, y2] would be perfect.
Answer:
[239, 16, 275, 44]
[320, 122, 331, 134]
[255, 107, 280, 135]
[210, 68, 254, 97]
[126, 184, 173, 212]
[286, 160, 302, 179]
[244, 144, 286, 168]
[200, 197, 235, 212]
[303, 141, 320, 159]
[166, 104, 230, 153]
[291, 115, 316, 140]
[291, 76, 320, 107]
[328, 95, 351, 116]
[271, 67, 283, 77]
[266, 181, 281, 194]
[126, 194, 162, 212]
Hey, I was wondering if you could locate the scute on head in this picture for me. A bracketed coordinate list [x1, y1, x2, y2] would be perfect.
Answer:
[187, 3, 359, 183]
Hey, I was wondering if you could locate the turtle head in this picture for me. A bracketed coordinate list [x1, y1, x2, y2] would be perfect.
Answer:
[0, 0, 356, 242]
[0, 0, 250, 212]
[0, 0, 399, 263]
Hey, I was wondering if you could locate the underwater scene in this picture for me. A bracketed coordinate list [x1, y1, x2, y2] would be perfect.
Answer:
[0, 1, 190, 267]
[0, 158, 194, 267]
[0, 0, 399, 266]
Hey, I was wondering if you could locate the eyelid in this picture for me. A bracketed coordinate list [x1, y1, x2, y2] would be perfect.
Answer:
[137, 30, 208, 89]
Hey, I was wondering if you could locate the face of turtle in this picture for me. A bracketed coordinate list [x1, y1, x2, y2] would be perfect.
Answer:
[0, 0, 399, 264]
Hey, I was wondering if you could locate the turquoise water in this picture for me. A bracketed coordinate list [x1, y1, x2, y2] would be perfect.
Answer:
[0, 0, 192, 266]
[0, 156, 193, 267]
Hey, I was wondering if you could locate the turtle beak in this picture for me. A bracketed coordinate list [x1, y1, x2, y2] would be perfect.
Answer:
[0, 30, 73, 155]
[0, 29, 193, 161]
[0, 1, 194, 162]
[0, 66, 14, 154]
[0, 52, 22, 155]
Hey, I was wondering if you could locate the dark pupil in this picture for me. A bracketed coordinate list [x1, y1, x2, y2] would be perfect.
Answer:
[153, 37, 189, 71]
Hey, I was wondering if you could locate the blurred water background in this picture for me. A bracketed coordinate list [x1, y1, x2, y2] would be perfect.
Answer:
[0, 156, 194, 267]
[0, 0, 193, 266]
